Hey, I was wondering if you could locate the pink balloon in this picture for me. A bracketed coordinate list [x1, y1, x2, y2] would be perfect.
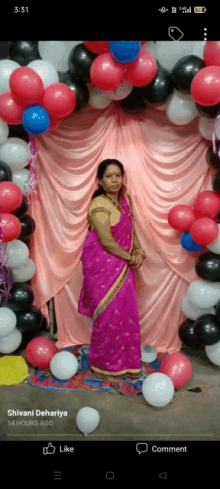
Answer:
[204, 41, 220, 67]
[90, 53, 124, 91]
[191, 66, 220, 106]
[160, 353, 192, 389]
[26, 337, 56, 369]
[168, 205, 196, 231]
[193, 190, 220, 219]
[190, 217, 218, 245]
[0, 92, 23, 125]
[125, 49, 157, 87]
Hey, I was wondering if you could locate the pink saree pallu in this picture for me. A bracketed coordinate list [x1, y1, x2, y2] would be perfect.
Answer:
[78, 195, 142, 378]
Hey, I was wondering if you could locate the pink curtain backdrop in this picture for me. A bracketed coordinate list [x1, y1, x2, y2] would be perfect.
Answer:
[28, 102, 214, 353]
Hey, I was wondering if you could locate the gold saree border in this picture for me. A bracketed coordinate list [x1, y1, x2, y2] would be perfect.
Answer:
[90, 366, 141, 377]
[93, 229, 133, 322]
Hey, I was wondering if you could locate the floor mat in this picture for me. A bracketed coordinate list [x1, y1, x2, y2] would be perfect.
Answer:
[27, 344, 169, 396]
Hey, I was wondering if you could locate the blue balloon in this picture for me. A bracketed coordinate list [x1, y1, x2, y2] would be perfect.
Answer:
[22, 105, 50, 135]
[110, 41, 141, 64]
[181, 231, 202, 252]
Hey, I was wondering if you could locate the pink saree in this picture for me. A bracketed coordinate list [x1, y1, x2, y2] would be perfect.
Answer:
[78, 194, 142, 378]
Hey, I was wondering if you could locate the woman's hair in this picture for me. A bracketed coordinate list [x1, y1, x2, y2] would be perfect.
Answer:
[87, 159, 126, 231]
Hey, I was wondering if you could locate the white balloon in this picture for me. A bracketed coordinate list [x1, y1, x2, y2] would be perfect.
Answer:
[191, 41, 206, 59]
[215, 117, 220, 140]
[198, 117, 216, 141]
[0, 59, 20, 94]
[88, 86, 112, 109]
[142, 372, 175, 407]
[141, 344, 157, 363]
[205, 340, 220, 366]
[12, 259, 35, 283]
[5, 239, 29, 269]
[181, 294, 215, 320]
[27, 60, 59, 87]
[0, 137, 31, 170]
[155, 41, 194, 72]
[0, 119, 9, 145]
[166, 90, 198, 125]
[0, 307, 17, 337]
[108, 80, 133, 100]
[207, 223, 220, 253]
[12, 169, 35, 195]
[187, 279, 220, 309]
[0, 328, 22, 353]
[76, 407, 100, 435]
[50, 351, 78, 380]
[38, 41, 82, 73]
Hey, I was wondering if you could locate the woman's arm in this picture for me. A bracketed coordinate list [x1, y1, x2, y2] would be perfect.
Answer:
[89, 210, 132, 261]
[127, 194, 145, 255]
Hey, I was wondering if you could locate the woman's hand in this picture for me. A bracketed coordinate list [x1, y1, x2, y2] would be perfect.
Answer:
[128, 252, 144, 268]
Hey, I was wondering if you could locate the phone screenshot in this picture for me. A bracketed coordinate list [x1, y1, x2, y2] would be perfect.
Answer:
[0, 4, 218, 484]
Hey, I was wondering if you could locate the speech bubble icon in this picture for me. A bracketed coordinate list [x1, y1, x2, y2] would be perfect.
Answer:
[136, 443, 148, 454]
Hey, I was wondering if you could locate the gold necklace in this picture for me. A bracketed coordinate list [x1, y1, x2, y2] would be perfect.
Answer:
[104, 194, 121, 211]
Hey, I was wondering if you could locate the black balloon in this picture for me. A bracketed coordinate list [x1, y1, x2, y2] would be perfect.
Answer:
[194, 314, 220, 345]
[178, 318, 202, 348]
[9, 41, 41, 66]
[18, 214, 36, 240]
[195, 252, 220, 281]
[8, 124, 30, 144]
[6, 283, 34, 312]
[15, 306, 43, 337]
[0, 161, 12, 182]
[206, 143, 220, 171]
[59, 71, 89, 112]
[171, 55, 205, 94]
[215, 299, 220, 322]
[212, 168, 220, 195]
[196, 102, 220, 119]
[119, 87, 147, 113]
[138, 62, 174, 105]
[12, 195, 29, 219]
[68, 43, 97, 83]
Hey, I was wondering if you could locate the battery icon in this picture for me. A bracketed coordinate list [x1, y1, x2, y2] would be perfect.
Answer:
[194, 6, 206, 12]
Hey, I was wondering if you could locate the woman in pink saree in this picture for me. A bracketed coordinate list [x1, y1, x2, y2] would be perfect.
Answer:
[78, 159, 145, 380]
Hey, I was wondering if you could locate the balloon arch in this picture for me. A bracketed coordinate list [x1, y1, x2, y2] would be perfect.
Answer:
[1, 40, 220, 379]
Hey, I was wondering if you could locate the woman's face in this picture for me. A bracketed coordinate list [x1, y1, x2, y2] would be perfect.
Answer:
[98, 164, 123, 194]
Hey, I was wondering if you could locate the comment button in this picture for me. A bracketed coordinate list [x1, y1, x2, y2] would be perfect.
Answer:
[136, 443, 148, 454]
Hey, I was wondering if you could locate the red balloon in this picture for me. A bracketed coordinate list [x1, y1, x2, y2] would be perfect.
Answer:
[0, 213, 21, 242]
[26, 337, 57, 369]
[9, 67, 44, 107]
[191, 66, 220, 106]
[43, 83, 76, 118]
[48, 118, 61, 132]
[190, 217, 218, 245]
[0, 92, 23, 125]
[204, 41, 220, 67]
[160, 353, 192, 389]
[84, 41, 110, 54]
[125, 49, 157, 87]
[168, 205, 196, 231]
[90, 53, 124, 91]
[0, 182, 23, 213]
[193, 190, 220, 219]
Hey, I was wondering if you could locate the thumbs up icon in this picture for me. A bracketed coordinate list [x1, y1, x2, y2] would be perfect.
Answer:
[43, 442, 56, 455]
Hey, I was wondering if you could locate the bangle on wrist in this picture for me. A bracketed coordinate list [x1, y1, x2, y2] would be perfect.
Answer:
[134, 248, 145, 257]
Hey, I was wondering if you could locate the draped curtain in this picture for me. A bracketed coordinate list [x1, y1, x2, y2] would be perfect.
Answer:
[28, 103, 213, 353]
